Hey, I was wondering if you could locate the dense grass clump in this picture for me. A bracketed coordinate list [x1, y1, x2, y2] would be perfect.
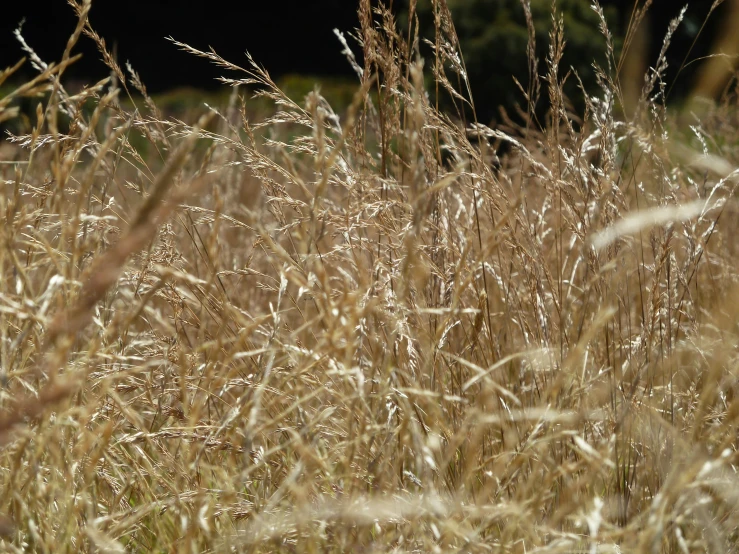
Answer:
[1, 1, 739, 552]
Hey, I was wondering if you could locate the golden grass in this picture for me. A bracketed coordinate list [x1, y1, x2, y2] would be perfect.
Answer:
[1, 1, 739, 552]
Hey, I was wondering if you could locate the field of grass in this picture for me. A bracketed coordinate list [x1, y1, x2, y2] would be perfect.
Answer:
[1, 1, 739, 552]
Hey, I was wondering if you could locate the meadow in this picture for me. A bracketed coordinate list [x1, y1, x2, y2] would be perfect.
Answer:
[1, 0, 739, 552]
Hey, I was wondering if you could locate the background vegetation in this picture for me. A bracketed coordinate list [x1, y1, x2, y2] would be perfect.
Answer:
[0, 0, 739, 552]
[402, 0, 621, 121]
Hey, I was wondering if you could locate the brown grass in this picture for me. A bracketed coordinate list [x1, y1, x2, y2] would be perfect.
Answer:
[1, 1, 739, 552]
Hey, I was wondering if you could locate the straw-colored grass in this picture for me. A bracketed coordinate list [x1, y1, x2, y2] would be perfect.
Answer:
[1, 1, 739, 552]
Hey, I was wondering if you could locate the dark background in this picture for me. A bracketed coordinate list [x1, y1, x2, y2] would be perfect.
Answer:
[0, 1, 360, 91]
[0, 0, 728, 117]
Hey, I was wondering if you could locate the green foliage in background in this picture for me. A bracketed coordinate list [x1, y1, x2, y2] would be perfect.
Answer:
[402, 0, 622, 122]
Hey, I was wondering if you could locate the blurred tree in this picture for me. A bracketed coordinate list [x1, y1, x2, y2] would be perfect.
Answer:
[398, 0, 623, 123]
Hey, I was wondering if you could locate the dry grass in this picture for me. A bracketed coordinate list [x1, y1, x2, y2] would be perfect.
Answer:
[1, 0, 739, 552]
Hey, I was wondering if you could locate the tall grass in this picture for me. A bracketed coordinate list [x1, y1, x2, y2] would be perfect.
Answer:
[1, 0, 738, 551]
